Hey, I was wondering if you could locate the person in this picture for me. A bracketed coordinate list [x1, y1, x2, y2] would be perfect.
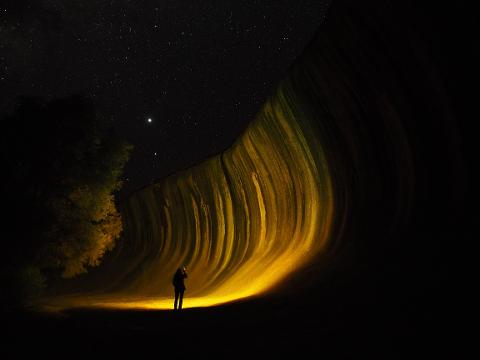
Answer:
[172, 266, 188, 310]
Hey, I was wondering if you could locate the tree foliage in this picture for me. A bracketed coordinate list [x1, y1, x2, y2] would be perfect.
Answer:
[0, 95, 132, 280]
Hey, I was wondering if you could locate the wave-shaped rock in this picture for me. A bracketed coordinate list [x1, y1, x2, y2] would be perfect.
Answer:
[45, 0, 467, 312]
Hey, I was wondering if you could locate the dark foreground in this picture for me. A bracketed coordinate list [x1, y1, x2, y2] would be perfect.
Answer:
[2, 287, 462, 359]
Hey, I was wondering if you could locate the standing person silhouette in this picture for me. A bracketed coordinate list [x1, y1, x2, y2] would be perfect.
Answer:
[172, 266, 188, 310]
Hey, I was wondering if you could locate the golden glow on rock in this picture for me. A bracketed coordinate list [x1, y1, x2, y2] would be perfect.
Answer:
[45, 79, 335, 311]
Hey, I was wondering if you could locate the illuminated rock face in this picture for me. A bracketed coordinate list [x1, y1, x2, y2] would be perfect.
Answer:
[46, 0, 463, 311]
[112, 80, 335, 308]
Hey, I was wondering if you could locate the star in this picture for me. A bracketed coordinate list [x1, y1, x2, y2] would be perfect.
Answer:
[1, 1, 331, 195]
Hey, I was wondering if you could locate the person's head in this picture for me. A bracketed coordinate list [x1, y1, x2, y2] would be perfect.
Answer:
[182, 265, 187, 272]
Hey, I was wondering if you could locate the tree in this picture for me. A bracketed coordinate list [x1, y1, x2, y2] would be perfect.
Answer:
[0, 95, 132, 298]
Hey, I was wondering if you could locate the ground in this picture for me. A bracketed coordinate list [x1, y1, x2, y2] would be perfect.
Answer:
[2, 289, 456, 359]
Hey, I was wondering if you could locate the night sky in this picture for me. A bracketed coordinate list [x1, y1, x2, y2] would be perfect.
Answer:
[1, 0, 331, 196]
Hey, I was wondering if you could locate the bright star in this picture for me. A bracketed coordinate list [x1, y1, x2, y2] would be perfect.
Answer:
[147, 118, 152, 123]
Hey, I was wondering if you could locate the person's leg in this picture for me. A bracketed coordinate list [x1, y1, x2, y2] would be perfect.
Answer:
[174, 289, 179, 310]
[179, 290, 184, 310]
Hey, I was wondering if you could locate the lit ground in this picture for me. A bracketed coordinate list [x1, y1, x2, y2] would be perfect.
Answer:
[35, 293, 258, 313]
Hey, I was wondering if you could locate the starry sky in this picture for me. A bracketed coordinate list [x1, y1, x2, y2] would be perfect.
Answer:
[1, 0, 331, 196]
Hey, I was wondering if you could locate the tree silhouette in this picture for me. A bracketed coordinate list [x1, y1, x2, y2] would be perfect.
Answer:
[0, 95, 132, 304]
